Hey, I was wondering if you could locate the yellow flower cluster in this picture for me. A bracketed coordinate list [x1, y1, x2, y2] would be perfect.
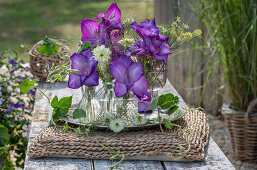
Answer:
[170, 16, 202, 41]
[193, 29, 202, 37]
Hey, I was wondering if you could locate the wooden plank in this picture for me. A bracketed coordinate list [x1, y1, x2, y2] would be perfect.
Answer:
[163, 138, 236, 170]
[24, 157, 92, 170]
[24, 82, 92, 170]
[93, 160, 163, 170]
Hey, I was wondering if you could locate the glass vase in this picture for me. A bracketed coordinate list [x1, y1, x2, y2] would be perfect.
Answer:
[78, 86, 101, 124]
[96, 81, 138, 125]
[96, 81, 116, 115]
[146, 58, 167, 92]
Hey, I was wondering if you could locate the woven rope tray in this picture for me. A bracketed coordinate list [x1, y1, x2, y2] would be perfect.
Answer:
[28, 110, 209, 161]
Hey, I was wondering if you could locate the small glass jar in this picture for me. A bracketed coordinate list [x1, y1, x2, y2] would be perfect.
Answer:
[78, 86, 101, 123]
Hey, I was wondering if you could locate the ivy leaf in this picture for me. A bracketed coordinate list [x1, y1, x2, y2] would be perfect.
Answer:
[158, 93, 179, 110]
[0, 125, 9, 145]
[77, 41, 93, 54]
[58, 96, 72, 108]
[52, 111, 60, 123]
[19, 79, 38, 94]
[146, 96, 159, 111]
[56, 108, 69, 118]
[163, 118, 173, 129]
[165, 105, 179, 115]
[73, 108, 86, 119]
[51, 96, 59, 108]
[37, 36, 59, 55]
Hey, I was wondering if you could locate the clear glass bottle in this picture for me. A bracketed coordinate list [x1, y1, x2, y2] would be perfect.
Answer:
[78, 86, 101, 124]
[96, 81, 116, 115]
[145, 58, 167, 92]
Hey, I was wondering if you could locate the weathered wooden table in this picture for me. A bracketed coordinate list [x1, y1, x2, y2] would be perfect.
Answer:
[24, 81, 235, 170]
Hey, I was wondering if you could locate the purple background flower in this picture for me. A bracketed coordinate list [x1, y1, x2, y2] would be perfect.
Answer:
[9, 59, 17, 67]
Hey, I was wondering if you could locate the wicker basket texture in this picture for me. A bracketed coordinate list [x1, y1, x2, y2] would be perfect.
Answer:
[29, 40, 69, 81]
[223, 99, 257, 161]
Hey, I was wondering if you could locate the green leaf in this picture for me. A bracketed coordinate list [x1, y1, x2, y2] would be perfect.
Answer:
[52, 111, 60, 123]
[51, 96, 59, 108]
[146, 96, 159, 111]
[37, 36, 59, 55]
[0, 125, 9, 145]
[77, 41, 93, 54]
[73, 108, 86, 119]
[19, 79, 38, 94]
[158, 93, 179, 110]
[163, 118, 173, 129]
[56, 108, 69, 117]
[165, 105, 179, 115]
[58, 96, 72, 108]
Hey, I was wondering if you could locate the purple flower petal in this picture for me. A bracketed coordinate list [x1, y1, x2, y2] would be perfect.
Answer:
[130, 76, 148, 97]
[117, 55, 134, 67]
[135, 91, 153, 113]
[68, 73, 84, 89]
[81, 19, 99, 41]
[96, 12, 105, 19]
[158, 42, 172, 56]
[128, 62, 143, 82]
[130, 19, 159, 38]
[110, 61, 127, 83]
[127, 39, 148, 57]
[158, 35, 169, 41]
[152, 55, 168, 64]
[83, 70, 99, 86]
[114, 81, 128, 97]
[106, 3, 121, 24]
[70, 53, 90, 76]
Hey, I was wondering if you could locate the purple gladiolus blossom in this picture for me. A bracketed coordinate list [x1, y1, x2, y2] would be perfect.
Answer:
[130, 19, 172, 64]
[81, 19, 110, 46]
[10, 71, 14, 76]
[81, 3, 124, 47]
[9, 59, 17, 66]
[110, 55, 148, 97]
[126, 39, 148, 57]
[68, 50, 99, 89]
[96, 3, 124, 31]
[134, 91, 153, 114]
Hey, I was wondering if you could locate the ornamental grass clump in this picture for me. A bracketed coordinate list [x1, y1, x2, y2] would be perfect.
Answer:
[200, 0, 257, 111]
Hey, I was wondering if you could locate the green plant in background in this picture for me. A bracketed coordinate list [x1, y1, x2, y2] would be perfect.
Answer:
[0, 49, 35, 169]
[199, 0, 257, 111]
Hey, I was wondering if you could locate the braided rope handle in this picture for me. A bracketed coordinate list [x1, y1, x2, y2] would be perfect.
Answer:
[245, 98, 257, 123]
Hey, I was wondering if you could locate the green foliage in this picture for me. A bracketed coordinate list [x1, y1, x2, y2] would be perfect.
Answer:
[73, 108, 86, 119]
[77, 41, 93, 54]
[146, 96, 159, 111]
[146, 93, 179, 115]
[37, 36, 59, 55]
[51, 96, 72, 118]
[197, 0, 257, 111]
[163, 118, 173, 129]
[0, 125, 9, 145]
[19, 79, 38, 94]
